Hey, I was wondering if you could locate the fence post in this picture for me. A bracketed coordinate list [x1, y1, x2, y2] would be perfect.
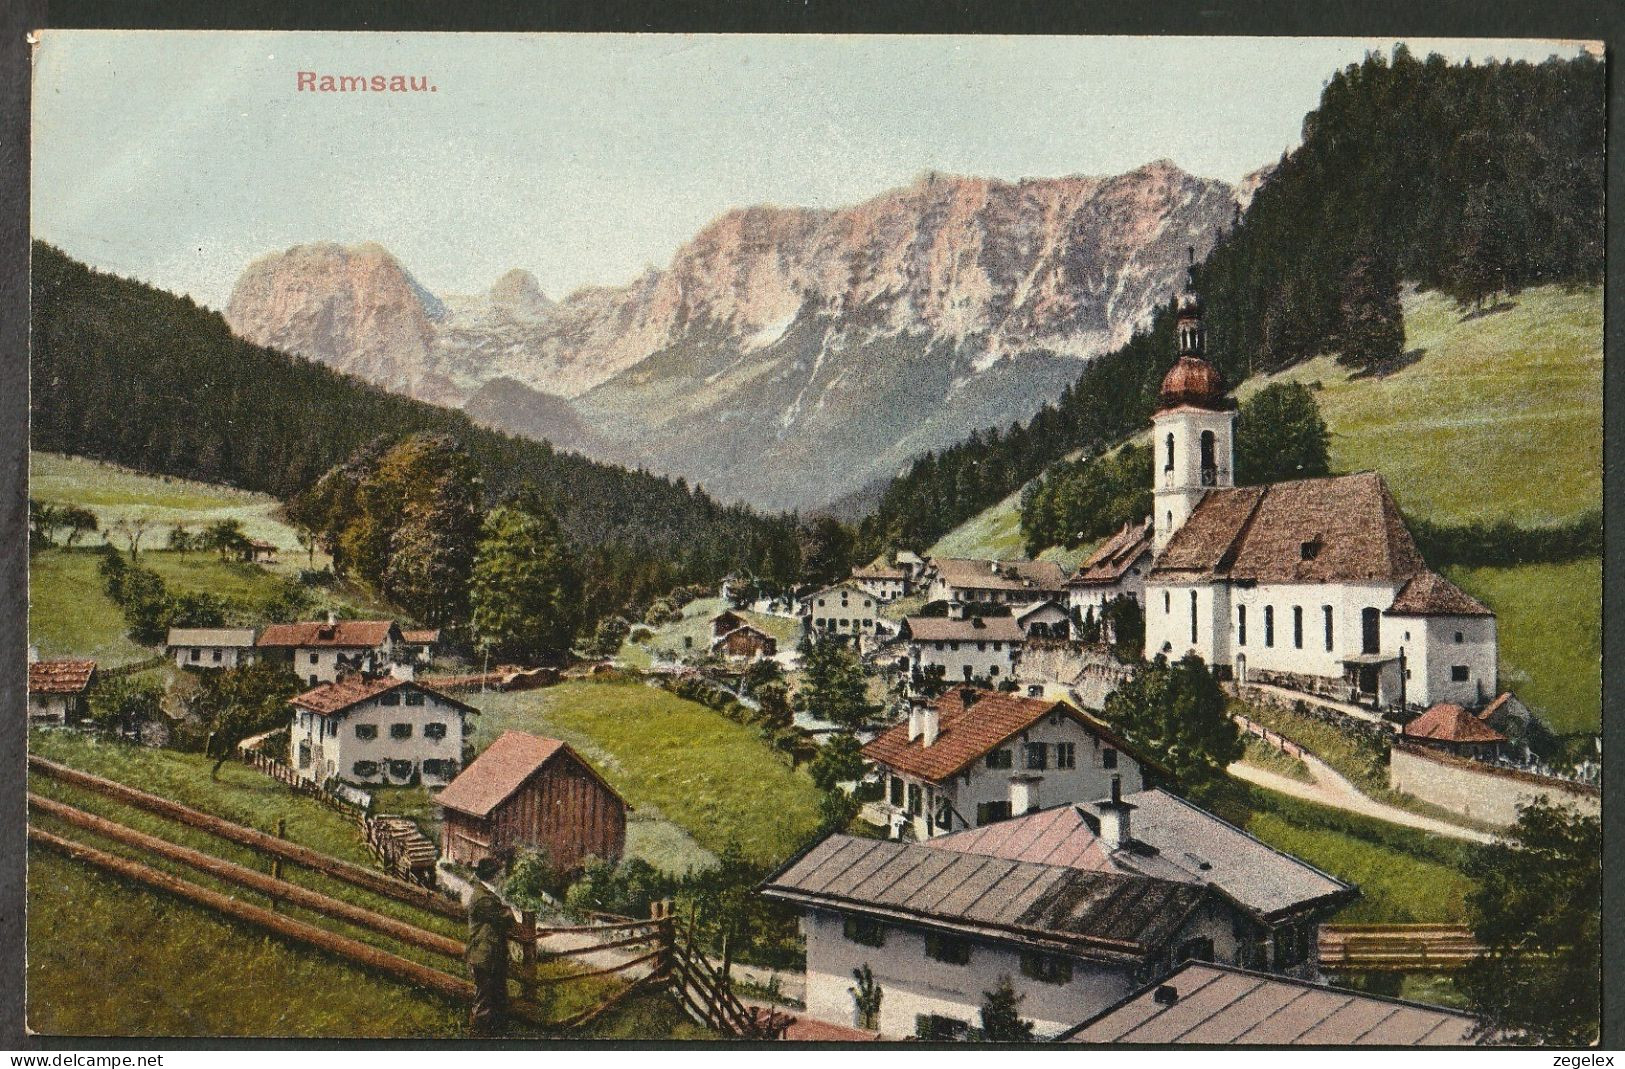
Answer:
[268, 817, 287, 910]
[517, 908, 537, 1006]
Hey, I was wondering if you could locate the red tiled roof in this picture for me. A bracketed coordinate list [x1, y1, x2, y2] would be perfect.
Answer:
[1386, 571, 1493, 617]
[862, 689, 1151, 784]
[28, 660, 96, 695]
[436, 730, 625, 818]
[1404, 703, 1506, 745]
[901, 616, 1025, 643]
[258, 619, 399, 649]
[1152, 473, 1428, 584]
[1068, 520, 1153, 586]
[290, 676, 472, 717]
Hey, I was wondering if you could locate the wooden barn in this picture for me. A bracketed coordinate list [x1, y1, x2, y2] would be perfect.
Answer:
[436, 730, 628, 871]
[712, 623, 778, 661]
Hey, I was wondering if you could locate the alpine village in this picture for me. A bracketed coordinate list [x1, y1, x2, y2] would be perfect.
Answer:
[25, 47, 1602, 1045]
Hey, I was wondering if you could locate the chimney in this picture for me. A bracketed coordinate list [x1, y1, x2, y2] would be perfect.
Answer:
[1153, 985, 1179, 1006]
[1097, 775, 1135, 849]
[908, 703, 924, 741]
[920, 704, 940, 747]
[327, 610, 338, 626]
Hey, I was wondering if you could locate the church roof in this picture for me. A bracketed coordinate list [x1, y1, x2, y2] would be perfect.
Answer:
[1158, 356, 1229, 411]
[1150, 472, 1428, 584]
[1386, 571, 1493, 617]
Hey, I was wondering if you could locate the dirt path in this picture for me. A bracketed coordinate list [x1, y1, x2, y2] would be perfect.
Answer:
[1230, 748, 1496, 844]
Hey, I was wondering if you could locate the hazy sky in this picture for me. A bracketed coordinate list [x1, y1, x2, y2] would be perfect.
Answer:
[33, 32, 1590, 309]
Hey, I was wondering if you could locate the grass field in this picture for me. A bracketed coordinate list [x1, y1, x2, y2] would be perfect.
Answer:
[1240, 736, 1313, 782]
[1228, 786, 1477, 924]
[1235, 285, 1602, 526]
[30, 451, 313, 554]
[1447, 558, 1601, 736]
[471, 682, 824, 871]
[29, 546, 396, 665]
[619, 596, 802, 669]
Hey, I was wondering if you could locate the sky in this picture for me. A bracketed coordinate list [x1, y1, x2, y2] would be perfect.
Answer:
[32, 32, 1592, 310]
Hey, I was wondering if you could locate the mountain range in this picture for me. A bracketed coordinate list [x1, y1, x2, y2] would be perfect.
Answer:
[224, 159, 1260, 511]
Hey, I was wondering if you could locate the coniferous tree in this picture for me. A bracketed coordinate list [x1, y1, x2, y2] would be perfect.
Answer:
[979, 976, 1035, 1041]
[1337, 247, 1405, 369]
[1233, 382, 1331, 486]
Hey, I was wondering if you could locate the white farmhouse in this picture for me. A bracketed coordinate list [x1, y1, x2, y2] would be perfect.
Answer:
[259, 616, 404, 687]
[761, 834, 1242, 1039]
[805, 583, 883, 639]
[862, 688, 1155, 838]
[925, 557, 1068, 614]
[899, 615, 1024, 686]
[1066, 518, 1153, 619]
[167, 627, 258, 670]
[1014, 599, 1072, 639]
[1139, 260, 1496, 712]
[289, 670, 474, 787]
[850, 562, 909, 602]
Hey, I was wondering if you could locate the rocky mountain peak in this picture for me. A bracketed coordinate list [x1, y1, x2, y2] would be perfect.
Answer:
[487, 268, 554, 320]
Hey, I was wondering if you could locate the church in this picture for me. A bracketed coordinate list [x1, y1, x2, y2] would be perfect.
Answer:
[1140, 263, 1497, 713]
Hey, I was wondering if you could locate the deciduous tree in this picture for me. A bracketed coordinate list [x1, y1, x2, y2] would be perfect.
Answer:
[469, 503, 582, 663]
[1102, 654, 1241, 801]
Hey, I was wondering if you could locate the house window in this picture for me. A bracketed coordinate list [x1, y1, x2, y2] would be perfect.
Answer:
[1324, 606, 1334, 652]
[422, 759, 455, 779]
[1264, 606, 1275, 647]
[916, 1015, 969, 1041]
[213, 649, 224, 662]
[379, 691, 401, 707]
[986, 749, 1013, 770]
[1190, 590, 1199, 643]
[976, 800, 1013, 826]
[1293, 606, 1303, 649]
[308, 675, 319, 687]
[352, 760, 379, 777]
[976, 641, 986, 652]
[948, 642, 959, 652]
[907, 784, 922, 816]
[924, 933, 972, 966]
[388, 759, 413, 779]
[1164, 591, 1171, 614]
[1102, 748, 1117, 770]
[390, 723, 413, 739]
[1177, 937, 1216, 964]
[309, 653, 319, 665]
[297, 741, 312, 768]
[189, 649, 200, 662]
[1020, 952, 1073, 985]
[405, 690, 424, 706]
[355, 724, 377, 740]
[890, 776, 904, 806]
[1454, 631, 1464, 644]
[989, 665, 1000, 677]
[1237, 605, 1246, 646]
[1056, 742, 1076, 769]
[424, 722, 447, 740]
[1025, 743, 1048, 771]
[1451, 665, 1470, 682]
[1273, 924, 1310, 969]
[842, 916, 886, 947]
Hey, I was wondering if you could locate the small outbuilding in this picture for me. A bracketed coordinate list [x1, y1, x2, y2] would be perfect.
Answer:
[437, 730, 628, 872]
[1403, 701, 1506, 760]
[712, 623, 778, 662]
[27, 658, 97, 723]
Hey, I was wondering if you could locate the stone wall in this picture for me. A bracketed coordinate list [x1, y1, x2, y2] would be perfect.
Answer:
[1389, 742, 1600, 827]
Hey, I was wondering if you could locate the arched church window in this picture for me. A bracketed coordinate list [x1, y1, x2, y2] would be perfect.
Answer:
[1200, 431, 1217, 486]
[1165, 433, 1175, 472]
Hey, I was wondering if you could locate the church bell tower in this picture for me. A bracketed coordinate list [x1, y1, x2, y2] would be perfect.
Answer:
[1151, 249, 1236, 557]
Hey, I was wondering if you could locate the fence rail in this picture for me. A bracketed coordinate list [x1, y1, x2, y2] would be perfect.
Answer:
[1319, 924, 1482, 973]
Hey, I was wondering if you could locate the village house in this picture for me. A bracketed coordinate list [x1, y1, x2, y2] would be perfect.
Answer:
[399, 628, 441, 665]
[1139, 265, 1497, 712]
[1061, 961, 1486, 1045]
[761, 834, 1243, 1039]
[862, 689, 1156, 839]
[27, 655, 97, 723]
[259, 616, 404, 687]
[288, 669, 473, 787]
[166, 627, 258, 670]
[712, 622, 778, 662]
[926, 557, 1068, 614]
[245, 538, 279, 564]
[436, 729, 627, 872]
[851, 562, 910, 602]
[805, 583, 883, 639]
[710, 609, 747, 639]
[1401, 702, 1506, 760]
[894, 550, 929, 583]
[899, 615, 1024, 685]
[1066, 518, 1153, 620]
[929, 786, 1357, 979]
[1015, 599, 1072, 639]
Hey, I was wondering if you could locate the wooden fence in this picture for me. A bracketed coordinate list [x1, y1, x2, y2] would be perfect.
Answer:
[239, 748, 372, 817]
[1319, 924, 1482, 973]
[1234, 712, 1311, 761]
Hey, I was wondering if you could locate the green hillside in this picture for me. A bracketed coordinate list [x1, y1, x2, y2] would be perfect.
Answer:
[1236, 285, 1602, 526]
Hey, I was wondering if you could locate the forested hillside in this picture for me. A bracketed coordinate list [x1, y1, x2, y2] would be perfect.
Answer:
[30, 242, 802, 617]
[857, 48, 1603, 556]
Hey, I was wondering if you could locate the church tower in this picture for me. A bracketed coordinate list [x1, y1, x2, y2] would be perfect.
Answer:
[1151, 249, 1236, 557]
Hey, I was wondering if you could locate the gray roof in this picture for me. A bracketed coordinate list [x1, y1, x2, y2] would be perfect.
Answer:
[901, 616, 1026, 643]
[1062, 962, 1485, 1045]
[930, 789, 1354, 922]
[166, 628, 258, 648]
[760, 834, 1209, 961]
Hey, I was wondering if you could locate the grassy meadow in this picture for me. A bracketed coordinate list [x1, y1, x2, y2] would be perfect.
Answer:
[471, 681, 823, 871]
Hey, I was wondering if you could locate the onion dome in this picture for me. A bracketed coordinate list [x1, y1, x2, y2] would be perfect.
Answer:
[1159, 354, 1226, 409]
